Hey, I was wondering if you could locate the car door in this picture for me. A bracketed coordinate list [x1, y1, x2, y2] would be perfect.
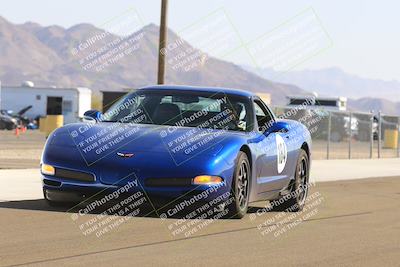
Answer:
[252, 98, 290, 194]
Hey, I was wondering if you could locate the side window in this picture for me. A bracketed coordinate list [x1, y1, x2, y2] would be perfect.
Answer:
[253, 100, 274, 132]
[254, 103, 266, 117]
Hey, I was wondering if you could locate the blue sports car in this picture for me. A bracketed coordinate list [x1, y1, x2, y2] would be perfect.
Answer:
[41, 85, 311, 219]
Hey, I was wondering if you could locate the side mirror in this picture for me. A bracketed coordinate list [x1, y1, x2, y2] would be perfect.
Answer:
[83, 110, 102, 123]
[265, 121, 289, 135]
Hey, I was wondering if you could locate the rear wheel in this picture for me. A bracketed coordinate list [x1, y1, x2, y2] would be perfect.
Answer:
[227, 152, 250, 219]
[272, 149, 309, 212]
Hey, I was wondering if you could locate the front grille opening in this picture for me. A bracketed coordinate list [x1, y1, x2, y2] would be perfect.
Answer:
[43, 179, 62, 187]
[55, 168, 95, 182]
[145, 178, 192, 187]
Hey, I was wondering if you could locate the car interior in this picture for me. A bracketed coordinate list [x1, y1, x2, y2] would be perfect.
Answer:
[109, 93, 250, 131]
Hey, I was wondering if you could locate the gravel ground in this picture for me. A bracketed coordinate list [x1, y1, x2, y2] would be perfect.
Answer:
[0, 130, 45, 169]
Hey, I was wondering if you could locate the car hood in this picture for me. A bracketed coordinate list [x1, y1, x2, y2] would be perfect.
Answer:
[48, 122, 245, 164]
[43, 122, 249, 186]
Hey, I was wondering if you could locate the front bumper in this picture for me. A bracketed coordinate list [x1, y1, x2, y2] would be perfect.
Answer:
[42, 174, 232, 207]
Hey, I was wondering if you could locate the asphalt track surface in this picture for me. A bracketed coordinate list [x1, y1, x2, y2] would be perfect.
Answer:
[0, 176, 399, 267]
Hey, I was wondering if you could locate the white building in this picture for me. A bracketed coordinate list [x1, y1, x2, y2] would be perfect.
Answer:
[287, 95, 347, 111]
[0, 82, 92, 124]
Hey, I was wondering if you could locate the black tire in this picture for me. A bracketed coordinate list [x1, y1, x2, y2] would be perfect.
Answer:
[43, 189, 69, 208]
[227, 151, 250, 219]
[272, 149, 310, 212]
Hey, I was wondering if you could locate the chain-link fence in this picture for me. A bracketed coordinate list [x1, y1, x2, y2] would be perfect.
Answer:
[273, 106, 400, 160]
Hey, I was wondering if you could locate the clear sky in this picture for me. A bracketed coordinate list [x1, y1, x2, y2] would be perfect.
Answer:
[2, 0, 400, 81]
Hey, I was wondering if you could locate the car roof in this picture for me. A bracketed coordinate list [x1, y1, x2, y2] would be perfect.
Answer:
[137, 85, 255, 98]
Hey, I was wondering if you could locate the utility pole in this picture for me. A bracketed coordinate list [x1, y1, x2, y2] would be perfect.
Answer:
[157, 0, 168, 84]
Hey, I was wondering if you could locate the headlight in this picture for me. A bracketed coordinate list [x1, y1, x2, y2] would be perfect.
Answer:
[10, 118, 17, 123]
[192, 175, 223, 185]
[41, 164, 55, 176]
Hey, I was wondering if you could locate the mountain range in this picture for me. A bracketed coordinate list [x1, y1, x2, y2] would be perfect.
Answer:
[0, 15, 306, 105]
[1, 15, 399, 115]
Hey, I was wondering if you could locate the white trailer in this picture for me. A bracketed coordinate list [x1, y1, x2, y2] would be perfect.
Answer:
[287, 95, 347, 111]
[0, 82, 92, 124]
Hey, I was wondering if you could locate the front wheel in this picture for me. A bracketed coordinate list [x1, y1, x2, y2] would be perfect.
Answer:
[43, 189, 70, 208]
[227, 152, 250, 219]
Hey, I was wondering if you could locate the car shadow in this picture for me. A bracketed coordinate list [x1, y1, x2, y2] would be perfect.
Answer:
[0, 199, 266, 219]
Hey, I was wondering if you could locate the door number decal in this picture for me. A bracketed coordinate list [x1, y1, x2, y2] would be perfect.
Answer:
[276, 134, 287, 174]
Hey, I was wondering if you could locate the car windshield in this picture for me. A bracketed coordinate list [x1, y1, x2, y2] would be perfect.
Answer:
[102, 90, 252, 132]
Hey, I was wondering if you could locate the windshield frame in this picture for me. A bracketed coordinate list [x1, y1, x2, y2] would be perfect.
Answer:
[102, 89, 255, 132]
